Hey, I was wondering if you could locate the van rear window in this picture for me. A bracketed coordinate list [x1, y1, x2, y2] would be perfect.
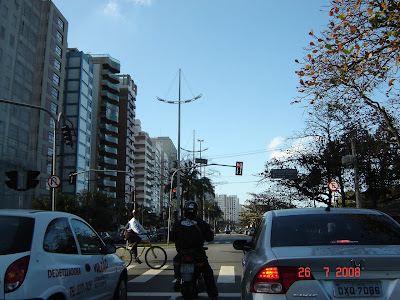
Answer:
[0, 216, 34, 254]
[271, 214, 400, 247]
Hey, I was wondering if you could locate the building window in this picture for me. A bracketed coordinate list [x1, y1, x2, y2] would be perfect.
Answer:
[54, 58, 61, 71]
[49, 132, 54, 143]
[55, 45, 62, 57]
[53, 73, 60, 85]
[2, 5, 8, 19]
[57, 17, 64, 30]
[56, 31, 63, 43]
[0, 26, 5, 40]
[50, 118, 55, 128]
[9, 34, 15, 48]
[51, 87, 59, 100]
[51, 102, 58, 114]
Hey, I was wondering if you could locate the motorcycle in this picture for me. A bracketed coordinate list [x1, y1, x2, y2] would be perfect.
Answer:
[173, 247, 207, 300]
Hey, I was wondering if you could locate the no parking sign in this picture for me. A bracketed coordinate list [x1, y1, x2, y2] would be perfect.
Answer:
[48, 175, 61, 189]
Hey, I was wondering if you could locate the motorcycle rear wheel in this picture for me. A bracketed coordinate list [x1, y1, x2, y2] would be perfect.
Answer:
[181, 281, 194, 300]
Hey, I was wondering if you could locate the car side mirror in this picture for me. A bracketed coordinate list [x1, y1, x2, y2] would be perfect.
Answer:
[102, 240, 116, 254]
[233, 239, 254, 252]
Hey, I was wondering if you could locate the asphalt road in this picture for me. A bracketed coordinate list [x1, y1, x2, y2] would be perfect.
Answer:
[126, 233, 251, 299]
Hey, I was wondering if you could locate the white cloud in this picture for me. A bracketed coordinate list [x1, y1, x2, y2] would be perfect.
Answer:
[269, 136, 315, 160]
[104, 0, 121, 17]
[128, 0, 152, 5]
[267, 136, 284, 150]
[103, 0, 152, 18]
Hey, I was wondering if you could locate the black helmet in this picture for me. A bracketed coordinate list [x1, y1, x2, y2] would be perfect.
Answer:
[184, 200, 198, 219]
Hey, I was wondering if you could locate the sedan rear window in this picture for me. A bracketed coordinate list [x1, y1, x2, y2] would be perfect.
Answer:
[0, 216, 34, 255]
[271, 213, 400, 247]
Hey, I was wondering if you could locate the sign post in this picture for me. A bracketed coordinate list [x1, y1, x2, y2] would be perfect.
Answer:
[328, 180, 339, 206]
[48, 175, 61, 189]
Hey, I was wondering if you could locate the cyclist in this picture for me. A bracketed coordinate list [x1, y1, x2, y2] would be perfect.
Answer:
[125, 209, 148, 264]
[171, 200, 219, 300]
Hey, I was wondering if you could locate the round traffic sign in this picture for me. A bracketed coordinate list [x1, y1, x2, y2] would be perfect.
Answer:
[48, 175, 61, 189]
[328, 180, 339, 192]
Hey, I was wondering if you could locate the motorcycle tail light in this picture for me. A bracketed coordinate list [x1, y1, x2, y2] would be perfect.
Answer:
[182, 255, 194, 263]
[5, 255, 30, 293]
[250, 266, 314, 294]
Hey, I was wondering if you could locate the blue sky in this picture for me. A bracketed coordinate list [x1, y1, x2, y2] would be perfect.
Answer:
[52, 0, 330, 204]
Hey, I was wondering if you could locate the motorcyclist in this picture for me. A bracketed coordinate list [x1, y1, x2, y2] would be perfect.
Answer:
[171, 200, 219, 300]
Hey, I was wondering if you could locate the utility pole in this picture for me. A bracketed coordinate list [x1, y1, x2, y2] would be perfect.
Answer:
[351, 138, 361, 208]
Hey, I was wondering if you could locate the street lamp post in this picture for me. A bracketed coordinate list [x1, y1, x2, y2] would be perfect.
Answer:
[157, 69, 201, 220]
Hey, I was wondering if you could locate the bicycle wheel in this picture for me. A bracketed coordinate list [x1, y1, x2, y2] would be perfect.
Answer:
[145, 246, 167, 269]
[116, 247, 132, 267]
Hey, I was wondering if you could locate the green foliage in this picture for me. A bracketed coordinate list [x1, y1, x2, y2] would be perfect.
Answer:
[32, 191, 128, 232]
[295, 0, 400, 145]
[239, 192, 295, 228]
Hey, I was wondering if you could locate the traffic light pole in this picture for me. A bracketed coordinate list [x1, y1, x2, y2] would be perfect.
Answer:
[0, 99, 76, 211]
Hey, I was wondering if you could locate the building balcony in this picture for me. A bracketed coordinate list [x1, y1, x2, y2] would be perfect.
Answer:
[98, 155, 118, 166]
[99, 122, 118, 134]
[98, 178, 117, 188]
[101, 69, 120, 84]
[99, 133, 118, 144]
[100, 111, 119, 123]
[88, 54, 120, 73]
[101, 90, 119, 102]
[100, 100, 119, 112]
[103, 170, 117, 177]
[99, 144, 118, 155]
[101, 79, 120, 92]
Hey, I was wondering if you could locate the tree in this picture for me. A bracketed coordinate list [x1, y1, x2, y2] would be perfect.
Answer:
[239, 192, 295, 229]
[166, 160, 216, 219]
[295, 0, 400, 145]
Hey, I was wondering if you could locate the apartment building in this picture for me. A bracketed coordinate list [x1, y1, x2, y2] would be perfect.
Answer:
[134, 119, 154, 210]
[88, 54, 120, 198]
[60, 48, 94, 195]
[116, 74, 137, 204]
[0, 0, 68, 208]
[217, 194, 240, 223]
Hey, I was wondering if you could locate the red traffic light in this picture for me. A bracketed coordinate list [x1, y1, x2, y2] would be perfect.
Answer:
[235, 162, 243, 176]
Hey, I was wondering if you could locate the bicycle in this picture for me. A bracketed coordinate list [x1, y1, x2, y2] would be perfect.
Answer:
[115, 234, 167, 269]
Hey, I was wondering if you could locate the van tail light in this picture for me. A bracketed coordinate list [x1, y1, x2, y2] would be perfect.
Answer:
[182, 255, 194, 263]
[5, 255, 30, 293]
[250, 266, 314, 294]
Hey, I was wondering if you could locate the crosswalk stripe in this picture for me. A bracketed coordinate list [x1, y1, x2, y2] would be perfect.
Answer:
[127, 264, 136, 270]
[129, 265, 169, 283]
[217, 266, 235, 283]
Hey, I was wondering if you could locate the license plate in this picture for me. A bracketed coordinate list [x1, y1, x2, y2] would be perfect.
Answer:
[333, 281, 382, 297]
[180, 264, 194, 273]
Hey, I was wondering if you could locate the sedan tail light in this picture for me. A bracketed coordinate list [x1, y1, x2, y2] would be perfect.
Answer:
[250, 266, 314, 294]
[5, 255, 30, 293]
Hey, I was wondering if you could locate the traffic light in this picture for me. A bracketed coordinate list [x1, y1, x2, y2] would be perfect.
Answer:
[61, 125, 73, 147]
[172, 188, 177, 199]
[5, 171, 18, 190]
[69, 172, 76, 185]
[235, 162, 243, 176]
[26, 170, 40, 190]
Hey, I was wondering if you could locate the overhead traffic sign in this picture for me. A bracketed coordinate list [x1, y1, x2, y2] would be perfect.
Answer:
[271, 169, 298, 179]
[48, 175, 61, 189]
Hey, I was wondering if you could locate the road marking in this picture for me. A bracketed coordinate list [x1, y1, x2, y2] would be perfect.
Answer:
[217, 266, 235, 283]
[127, 265, 136, 270]
[129, 265, 169, 283]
